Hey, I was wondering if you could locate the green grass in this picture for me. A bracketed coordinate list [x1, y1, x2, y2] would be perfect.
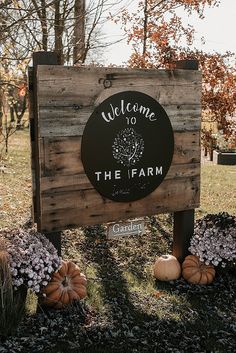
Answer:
[85, 266, 105, 312]
[0, 130, 31, 228]
[199, 164, 236, 216]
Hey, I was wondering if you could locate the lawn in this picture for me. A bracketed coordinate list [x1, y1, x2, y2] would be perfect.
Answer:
[0, 130, 235, 353]
[0, 130, 31, 229]
[199, 164, 236, 216]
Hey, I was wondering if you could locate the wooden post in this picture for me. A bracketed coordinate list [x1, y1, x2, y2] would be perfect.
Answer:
[30, 51, 61, 255]
[175, 59, 199, 70]
[173, 59, 199, 263]
[173, 209, 195, 263]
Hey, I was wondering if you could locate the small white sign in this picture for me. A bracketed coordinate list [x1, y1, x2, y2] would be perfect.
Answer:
[107, 220, 145, 239]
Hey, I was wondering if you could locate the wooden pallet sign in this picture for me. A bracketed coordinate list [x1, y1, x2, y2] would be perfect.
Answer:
[29, 52, 201, 261]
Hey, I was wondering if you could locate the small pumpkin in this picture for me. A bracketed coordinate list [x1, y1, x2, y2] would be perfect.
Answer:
[42, 260, 87, 309]
[182, 255, 215, 284]
[154, 254, 181, 281]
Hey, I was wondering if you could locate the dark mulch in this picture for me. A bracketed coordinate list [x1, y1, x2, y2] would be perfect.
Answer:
[0, 217, 235, 353]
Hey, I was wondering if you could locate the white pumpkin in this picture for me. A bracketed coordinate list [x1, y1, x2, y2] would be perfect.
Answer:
[154, 254, 181, 281]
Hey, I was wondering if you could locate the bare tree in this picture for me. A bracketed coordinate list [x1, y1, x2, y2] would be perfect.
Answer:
[0, 0, 125, 65]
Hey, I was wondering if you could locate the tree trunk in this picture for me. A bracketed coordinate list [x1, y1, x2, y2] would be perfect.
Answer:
[54, 0, 64, 64]
[32, 0, 48, 51]
[142, 0, 148, 56]
[10, 106, 15, 123]
[0, 90, 3, 128]
[41, 0, 48, 51]
[14, 95, 27, 129]
[73, 0, 85, 65]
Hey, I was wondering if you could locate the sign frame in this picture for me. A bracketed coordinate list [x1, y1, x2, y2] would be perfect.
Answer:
[29, 52, 201, 261]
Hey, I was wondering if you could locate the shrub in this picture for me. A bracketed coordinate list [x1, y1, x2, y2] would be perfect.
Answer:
[0, 250, 27, 338]
[189, 212, 236, 267]
[214, 130, 236, 152]
[1, 228, 61, 293]
[0, 229, 60, 337]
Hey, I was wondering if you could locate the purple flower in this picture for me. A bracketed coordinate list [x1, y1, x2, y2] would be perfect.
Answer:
[1, 228, 61, 292]
[189, 213, 236, 267]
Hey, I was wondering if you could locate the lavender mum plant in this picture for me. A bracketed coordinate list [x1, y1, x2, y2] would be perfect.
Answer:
[189, 213, 236, 267]
[1, 228, 61, 293]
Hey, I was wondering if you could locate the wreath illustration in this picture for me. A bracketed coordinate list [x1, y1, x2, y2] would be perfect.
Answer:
[112, 128, 145, 167]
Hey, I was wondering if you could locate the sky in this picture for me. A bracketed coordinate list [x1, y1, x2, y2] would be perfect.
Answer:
[102, 0, 236, 65]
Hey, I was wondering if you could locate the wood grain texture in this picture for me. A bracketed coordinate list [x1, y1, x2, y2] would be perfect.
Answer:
[34, 66, 201, 232]
[39, 131, 200, 178]
[40, 163, 200, 195]
[37, 66, 201, 137]
[38, 104, 201, 137]
[41, 176, 200, 232]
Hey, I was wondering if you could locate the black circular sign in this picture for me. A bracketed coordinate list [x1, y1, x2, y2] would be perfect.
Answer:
[81, 91, 174, 202]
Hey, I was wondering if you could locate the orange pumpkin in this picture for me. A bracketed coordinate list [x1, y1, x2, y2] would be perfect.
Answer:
[182, 255, 215, 284]
[154, 254, 181, 281]
[42, 261, 87, 309]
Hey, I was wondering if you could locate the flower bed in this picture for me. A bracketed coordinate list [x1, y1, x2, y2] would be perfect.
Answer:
[213, 150, 236, 165]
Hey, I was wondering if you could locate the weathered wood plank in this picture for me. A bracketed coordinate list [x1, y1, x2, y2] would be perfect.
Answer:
[172, 130, 200, 164]
[40, 162, 200, 195]
[41, 175, 200, 212]
[38, 86, 200, 108]
[37, 67, 201, 137]
[41, 173, 91, 193]
[40, 137, 83, 177]
[36, 66, 201, 104]
[167, 162, 200, 180]
[39, 104, 200, 121]
[37, 65, 201, 82]
[39, 131, 200, 178]
[38, 103, 201, 137]
[40, 176, 200, 232]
